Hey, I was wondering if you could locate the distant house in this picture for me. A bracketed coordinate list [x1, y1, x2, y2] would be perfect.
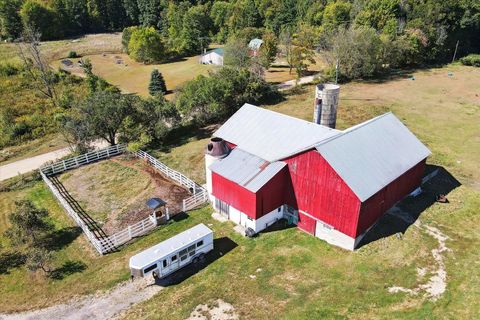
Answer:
[248, 38, 263, 57]
[200, 48, 224, 66]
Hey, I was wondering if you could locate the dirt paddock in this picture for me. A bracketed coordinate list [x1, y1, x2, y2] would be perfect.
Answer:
[58, 155, 192, 235]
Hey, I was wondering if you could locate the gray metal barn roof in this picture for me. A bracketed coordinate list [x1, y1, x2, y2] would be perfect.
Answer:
[315, 112, 431, 202]
[129, 223, 212, 269]
[214, 104, 340, 162]
[209, 148, 286, 193]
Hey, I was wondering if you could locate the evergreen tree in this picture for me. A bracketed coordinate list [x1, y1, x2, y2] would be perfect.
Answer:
[148, 69, 167, 96]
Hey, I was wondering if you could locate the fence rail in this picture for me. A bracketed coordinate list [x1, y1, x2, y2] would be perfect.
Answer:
[40, 144, 209, 254]
[41, 144, 126, 176]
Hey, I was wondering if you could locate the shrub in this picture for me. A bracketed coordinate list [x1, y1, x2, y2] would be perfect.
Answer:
[460, 54, 480, 67]
[67, 51, 79, 58]
[0, 63, 20, 76]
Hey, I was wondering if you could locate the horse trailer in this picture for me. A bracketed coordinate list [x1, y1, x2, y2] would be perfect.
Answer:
[129, 223, 214, 279]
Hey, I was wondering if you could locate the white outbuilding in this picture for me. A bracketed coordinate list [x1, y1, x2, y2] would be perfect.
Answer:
[200, 48, 224, 66]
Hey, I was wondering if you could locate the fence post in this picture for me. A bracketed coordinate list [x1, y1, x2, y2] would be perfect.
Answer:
[63, 161, 67, 171]
[183, 199, 186, 212]
[128, 226, 132, 240]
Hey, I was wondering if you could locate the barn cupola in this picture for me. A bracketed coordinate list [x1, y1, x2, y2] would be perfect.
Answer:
[205, 137, 231, 201]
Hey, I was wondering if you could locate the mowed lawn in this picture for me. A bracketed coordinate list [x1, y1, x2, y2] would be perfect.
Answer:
[0, 64, 479, 318]
[53, 53, 218, 98]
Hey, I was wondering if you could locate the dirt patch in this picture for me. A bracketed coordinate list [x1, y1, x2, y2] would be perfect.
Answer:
[58, 156, 191, 235]
[388, 222, 452, 301]
[187, 299, 239, 320]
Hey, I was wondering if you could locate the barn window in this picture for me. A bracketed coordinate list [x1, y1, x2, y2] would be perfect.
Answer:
[197, 240, 203, 247]
[144, 264, 157, 274]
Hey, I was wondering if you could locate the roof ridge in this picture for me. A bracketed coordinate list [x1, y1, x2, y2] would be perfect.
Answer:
[315, 112, 394, 148]
[242, 104, 339, 132]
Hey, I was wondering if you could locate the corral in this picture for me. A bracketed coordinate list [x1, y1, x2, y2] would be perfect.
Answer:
[39, 145, 208, 254]
[58, 156, 191, 235]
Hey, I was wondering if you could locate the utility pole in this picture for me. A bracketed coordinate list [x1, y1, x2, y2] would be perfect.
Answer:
[452, 40, 459, 63]
[335, 59, 339, 84]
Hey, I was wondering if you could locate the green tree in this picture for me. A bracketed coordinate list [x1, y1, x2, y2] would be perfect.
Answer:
[137, 0, 163, 28]
[322, 0, 352, 32]
[210, 1, 232, 43]
[176, 67, 276, 125]
[258, 31, 278, 69]
[166, 1, 191, 53]
[121, 26, 137, 53]
[4, 200, 53, 247]
[20, 0, 62, 40]
[148, 69, 167, 96]
[323, 26, 383, 80]
[179, 5, 211, 55]
[0, 0, 23, 39]
[128, 26, 165, 63]
[80, 90, 138, 145]
[224, 38, 251, 69]
[139, 93, 179, 141]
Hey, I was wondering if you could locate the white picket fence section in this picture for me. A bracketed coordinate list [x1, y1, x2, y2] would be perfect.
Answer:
[41, 144, 126, 177]
[99, 215, 157, 253]
[40, 144, 209, 254]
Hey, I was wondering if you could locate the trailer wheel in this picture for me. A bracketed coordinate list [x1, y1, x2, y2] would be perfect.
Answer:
[198, 253, 206, 261]
[192, 257, 199, 264]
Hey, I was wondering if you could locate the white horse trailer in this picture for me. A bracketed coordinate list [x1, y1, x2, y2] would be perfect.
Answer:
[129, 223, 214, 279]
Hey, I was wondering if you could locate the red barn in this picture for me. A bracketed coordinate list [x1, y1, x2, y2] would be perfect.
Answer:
[205, 104, 430, 250]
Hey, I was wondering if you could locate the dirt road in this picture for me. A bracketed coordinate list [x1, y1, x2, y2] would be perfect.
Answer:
[277, 74, 319, 91]
[0, 277, 162, 320]
[0, 141, 109, 182]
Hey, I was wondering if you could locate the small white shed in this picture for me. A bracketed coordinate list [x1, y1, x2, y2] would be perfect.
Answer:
[200, 48, 224, 66]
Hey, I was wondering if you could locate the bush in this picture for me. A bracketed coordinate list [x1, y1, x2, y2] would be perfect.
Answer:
[0, 63, 20, 76]
[67, 51, 79, 58]
[460, 54, 480, 67]
[128, 27, 165, 64]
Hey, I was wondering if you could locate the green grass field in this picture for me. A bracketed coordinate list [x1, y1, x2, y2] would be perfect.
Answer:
[0, 64, 479, 318]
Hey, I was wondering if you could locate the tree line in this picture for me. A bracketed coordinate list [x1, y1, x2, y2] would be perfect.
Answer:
[1, 1, 479, 63]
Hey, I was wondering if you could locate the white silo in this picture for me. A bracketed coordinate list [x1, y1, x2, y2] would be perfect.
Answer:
[205, 137, 230, 201]
[313, 83, 340, 128]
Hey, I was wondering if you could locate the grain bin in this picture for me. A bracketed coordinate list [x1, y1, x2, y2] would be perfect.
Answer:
[313, 84, 340, 128]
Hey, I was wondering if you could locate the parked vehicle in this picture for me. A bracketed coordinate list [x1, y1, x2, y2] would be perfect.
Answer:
[129, 223, 214, 279]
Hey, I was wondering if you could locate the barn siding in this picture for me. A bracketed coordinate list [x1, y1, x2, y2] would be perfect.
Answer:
[212, 168, 287, 220]
[357, 158, 427, 236]
[256, 167, 289, 219]
[298, 212, 316, 234]
[211, 172, 257, 218]
[283, 150, 361, 238]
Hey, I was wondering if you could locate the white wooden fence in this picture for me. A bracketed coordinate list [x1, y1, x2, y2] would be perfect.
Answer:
[41, 144, 126, 177]
[132, 150, 208, 211]
[40, 144, 208, 254]
[40, 170, 106, 254]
